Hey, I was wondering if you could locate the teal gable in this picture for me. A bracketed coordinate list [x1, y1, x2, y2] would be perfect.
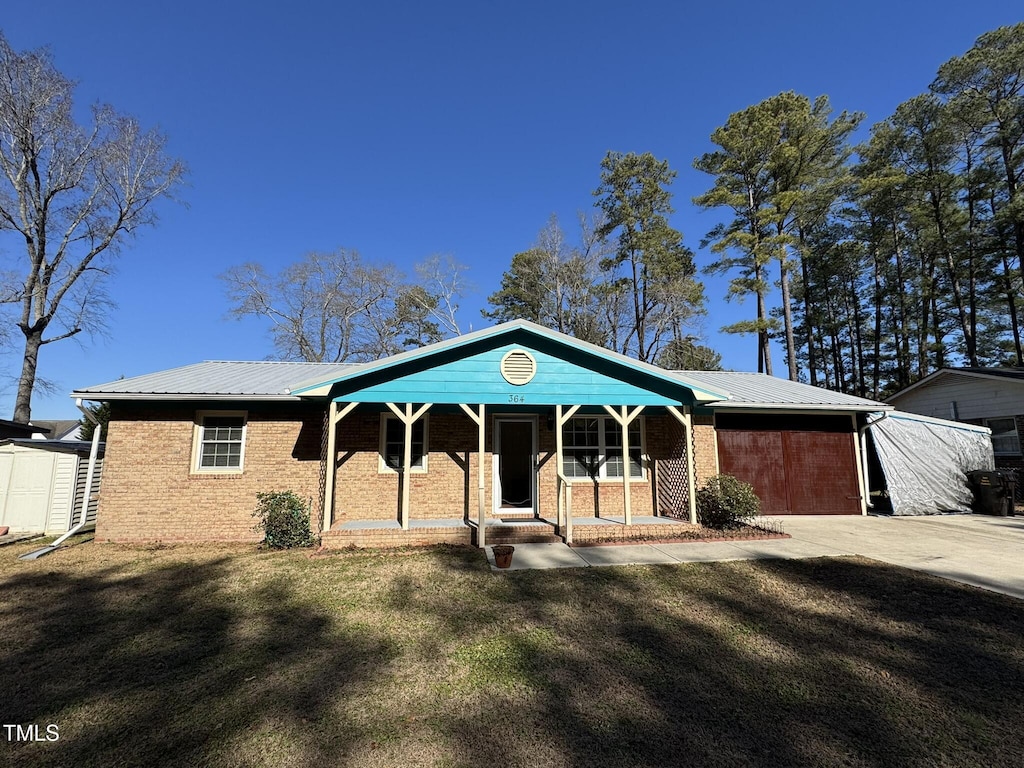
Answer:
[334, 343, 683, 406]
[289, 320, 729, 407]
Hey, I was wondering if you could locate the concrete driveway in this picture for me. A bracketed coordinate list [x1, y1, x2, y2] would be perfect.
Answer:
[780, 514, 1024, 600]
[490, 514, 1024, 600]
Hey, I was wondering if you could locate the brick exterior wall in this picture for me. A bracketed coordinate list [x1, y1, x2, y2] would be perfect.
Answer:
[99, 403, 714, 543]
[692, 415, 719, 485]
[97, 402, 324, 543]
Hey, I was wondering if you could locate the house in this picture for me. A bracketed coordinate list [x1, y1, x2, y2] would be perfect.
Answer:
[71, 320, 890, 548]
[29, 419, 82, 441]
[0, 439, 103, 534]
[887, 368, 1024, 477]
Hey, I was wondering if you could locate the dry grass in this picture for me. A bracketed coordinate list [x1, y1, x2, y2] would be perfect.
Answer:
[2, 537, 1023, 767]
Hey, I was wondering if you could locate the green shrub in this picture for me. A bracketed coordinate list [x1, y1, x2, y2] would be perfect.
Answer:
[696, 474, 761, 529]
[253, 491, 317, 549]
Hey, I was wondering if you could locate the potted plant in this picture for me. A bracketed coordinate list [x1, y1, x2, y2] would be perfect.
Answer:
[492, 544, 515, 568]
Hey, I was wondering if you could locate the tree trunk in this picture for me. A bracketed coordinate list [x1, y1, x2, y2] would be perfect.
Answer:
[1000, 249, 1022, 364]
[779, 256, 798, 380]
[756, 276, 772, 375]
[799, 230, 818, 386]
[14, 326, 44, 423]
[871, 241, 883, 399]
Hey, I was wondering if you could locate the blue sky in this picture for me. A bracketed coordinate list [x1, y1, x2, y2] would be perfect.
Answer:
[2, 1, 1022, 420]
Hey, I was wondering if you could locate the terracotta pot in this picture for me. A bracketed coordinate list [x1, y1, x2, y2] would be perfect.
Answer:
[492, 545, 515, 568]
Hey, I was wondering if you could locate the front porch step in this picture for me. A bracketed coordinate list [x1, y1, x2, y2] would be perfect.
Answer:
[474, 521, 562, 545]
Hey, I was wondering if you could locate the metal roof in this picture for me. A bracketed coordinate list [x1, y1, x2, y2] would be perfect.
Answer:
[673, 371, 890, 412]
[73, 361, 355, 401]
[71, 330, 888, 414]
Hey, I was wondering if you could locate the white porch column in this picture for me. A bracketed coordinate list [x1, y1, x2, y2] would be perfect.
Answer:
[604, 405, 644, 526]
[323, 401, 359, 532]
[667, 405, 698, 525]
[459, 403, 487, 548]
[852, 414, 869, 516]
[555, 404, 580, 544]
[386, 402, 432, 530]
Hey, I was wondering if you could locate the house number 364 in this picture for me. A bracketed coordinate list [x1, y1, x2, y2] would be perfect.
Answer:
[508, 394, 525, 404]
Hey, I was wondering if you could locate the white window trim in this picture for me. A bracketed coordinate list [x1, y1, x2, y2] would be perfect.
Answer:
[192, 410, 247, 475]
[562, 415, 647, 483]
[378, 413, 429, 474]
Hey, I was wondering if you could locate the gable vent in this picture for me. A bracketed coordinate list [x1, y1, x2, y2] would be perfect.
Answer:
[500, 349, 537, 385]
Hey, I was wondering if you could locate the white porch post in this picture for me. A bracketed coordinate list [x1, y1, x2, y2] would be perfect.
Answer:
[555, 405, 564, 534]
[604, 405, 644, 526]
[555, 404, 580, 544]
[667, 405, 698, 525]
[851, 414, 868, 516]
[386, 402, 432, 530]
[323, 401, 359, 532]
[459, 403, 487, 548]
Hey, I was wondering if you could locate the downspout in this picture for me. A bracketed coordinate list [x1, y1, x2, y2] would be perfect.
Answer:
[859, 412, 889, 510]
[19, 399, 102, 560]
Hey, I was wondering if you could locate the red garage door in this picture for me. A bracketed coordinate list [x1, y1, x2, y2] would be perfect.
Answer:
[716, 415, 862, 515]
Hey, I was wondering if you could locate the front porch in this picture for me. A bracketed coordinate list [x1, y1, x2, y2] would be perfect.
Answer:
[320, 514, 704, 549]
[289, 322, 731, 550]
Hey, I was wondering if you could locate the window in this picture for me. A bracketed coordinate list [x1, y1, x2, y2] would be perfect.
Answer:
[562, 417, 643, 480]
[195, 412, 246, 472]
[379, 415, 428, 472]
[985, 418, 1021, 456]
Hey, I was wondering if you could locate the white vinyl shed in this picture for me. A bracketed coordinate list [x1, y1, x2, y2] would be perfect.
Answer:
[0, 440, 103, 534]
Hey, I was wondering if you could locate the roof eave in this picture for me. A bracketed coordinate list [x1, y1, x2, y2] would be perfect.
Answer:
[709, 402, 893, 413]
[70, 392, 302, 402]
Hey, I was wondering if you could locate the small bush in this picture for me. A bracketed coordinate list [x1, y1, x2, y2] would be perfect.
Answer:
[696, 474, 761, 529]
[253, 491, 317, 549]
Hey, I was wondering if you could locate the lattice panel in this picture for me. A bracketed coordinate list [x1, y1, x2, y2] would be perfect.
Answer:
[656, 417, 691, 518]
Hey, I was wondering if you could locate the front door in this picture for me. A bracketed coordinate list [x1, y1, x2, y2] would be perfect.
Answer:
[494, 418, 536, 513]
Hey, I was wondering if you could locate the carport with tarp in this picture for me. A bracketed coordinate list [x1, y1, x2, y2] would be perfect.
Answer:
[865, 411, 994, 516]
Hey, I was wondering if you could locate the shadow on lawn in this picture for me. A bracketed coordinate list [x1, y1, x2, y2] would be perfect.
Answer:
[4, 547, 1024, 768]
[0, 556, 394, 768]
[428, 557, 1024, 768]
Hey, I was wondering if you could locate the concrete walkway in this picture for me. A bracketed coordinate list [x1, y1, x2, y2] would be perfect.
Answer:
[486, 514, 1024, 600]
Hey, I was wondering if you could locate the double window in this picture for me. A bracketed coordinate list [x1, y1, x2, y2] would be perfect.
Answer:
[985, 417, 1021, 456]
[379, 415, 428, 473]
[194, 412, 246, 472]
[562, 417, 643, 480]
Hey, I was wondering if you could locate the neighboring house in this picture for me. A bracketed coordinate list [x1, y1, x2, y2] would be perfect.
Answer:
[0, 440, 104, 534]
[29, 420, 82, 441]
[71, 320, 890, 548]
[887, 368, 1024, 476]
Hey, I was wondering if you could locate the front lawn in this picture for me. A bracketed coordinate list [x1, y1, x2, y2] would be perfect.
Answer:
[1, 540, 1022, 767]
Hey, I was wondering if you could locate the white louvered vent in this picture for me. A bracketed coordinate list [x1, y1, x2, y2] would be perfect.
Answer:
[500, 349, 537, 385]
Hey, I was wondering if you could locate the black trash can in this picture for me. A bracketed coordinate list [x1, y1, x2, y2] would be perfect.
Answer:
[1002, 470, 1018, 516]
[967, 470, 1012, 516]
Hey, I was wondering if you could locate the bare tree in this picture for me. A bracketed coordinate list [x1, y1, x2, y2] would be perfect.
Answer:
[0, 33, 186, 421]
[223, 249, 467, 362]
[410, 253, 469, 337]
[483, 213, 610, 346]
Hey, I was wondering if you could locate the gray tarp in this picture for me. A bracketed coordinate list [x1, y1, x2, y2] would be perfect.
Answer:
[868, 411, 994, 516]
